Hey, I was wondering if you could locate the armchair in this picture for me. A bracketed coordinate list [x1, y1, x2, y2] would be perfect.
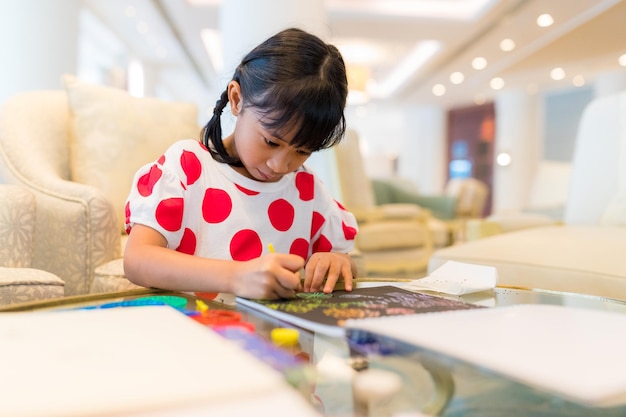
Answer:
[428, 90, 626, 300]
[331, 129, 448, 275]
[0, 185, 65, 305]
[0, 76, 199, 295]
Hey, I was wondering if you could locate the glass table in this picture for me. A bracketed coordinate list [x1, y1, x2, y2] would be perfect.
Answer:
[3, 281, 626, 417]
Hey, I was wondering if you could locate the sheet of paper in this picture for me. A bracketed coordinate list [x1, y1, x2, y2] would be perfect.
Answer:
[0, 306, 320, 417]
[345, 304, 626, 407]
[406, 260, 497, 295]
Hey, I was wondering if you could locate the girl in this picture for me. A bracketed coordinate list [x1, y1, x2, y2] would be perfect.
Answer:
[123, 28, 358, 300]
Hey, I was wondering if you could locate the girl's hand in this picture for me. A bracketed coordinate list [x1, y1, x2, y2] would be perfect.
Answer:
[303, 252, 354, 293]
[231, 253, 304, 300]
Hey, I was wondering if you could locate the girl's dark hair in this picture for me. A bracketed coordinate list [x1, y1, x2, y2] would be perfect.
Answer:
[201, 27, 348, 165]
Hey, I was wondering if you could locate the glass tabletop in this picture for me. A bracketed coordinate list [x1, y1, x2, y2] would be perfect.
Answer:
[3, 283, 626, 417]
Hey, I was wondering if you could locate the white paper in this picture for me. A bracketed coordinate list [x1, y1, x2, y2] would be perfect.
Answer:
[345, 304, 626, 407]
[406, 260, 497, 295]
[0, 306, 320, 417]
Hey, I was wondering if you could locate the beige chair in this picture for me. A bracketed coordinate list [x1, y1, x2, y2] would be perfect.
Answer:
[331, 129, 445, 275]
[0, 185, 65, 305]
[0, 76, 199, 295]
[444, 177, 489, 219]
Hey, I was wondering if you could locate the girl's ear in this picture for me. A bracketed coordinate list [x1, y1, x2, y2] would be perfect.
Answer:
[228, 81, 243, 116]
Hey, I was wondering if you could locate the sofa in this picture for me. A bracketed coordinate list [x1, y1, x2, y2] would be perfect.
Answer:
[428, 90, 626, 301]
[0, 75, 200, 295]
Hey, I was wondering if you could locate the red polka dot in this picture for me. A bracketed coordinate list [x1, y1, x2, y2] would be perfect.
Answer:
[155, 197, 184, 232]
[311, 211, 325, 238]
[137, 164, 162, 197]
[180, 150, 201, 186]
[295, 172, 314, 201]
[157, 154, 166, 165]
[176, 228, 197, 255]
[202, 188, 232, 223]
[235, 184, 259, 195]
[268, 199, 295, 231]
[289, 238, 309, 260]
[230, 229, 263, 261]
[342, 221, 357, 240]
[312, 234, 332, 253]
[336, 200, 347, 210]
[125, 201, 131, 225]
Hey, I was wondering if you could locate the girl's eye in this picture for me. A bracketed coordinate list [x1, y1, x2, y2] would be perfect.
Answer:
[264, 138, 279, 147]
[297, 149, 311, 156]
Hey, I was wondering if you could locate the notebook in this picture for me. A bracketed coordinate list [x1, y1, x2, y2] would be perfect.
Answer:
[345, 304, 626, 407]
[236, 285, 482, 337]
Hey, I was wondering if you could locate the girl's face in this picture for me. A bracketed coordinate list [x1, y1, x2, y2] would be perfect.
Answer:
[225, 82, 313, 182]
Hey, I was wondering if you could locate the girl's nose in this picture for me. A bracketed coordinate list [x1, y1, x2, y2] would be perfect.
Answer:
[267, 152, 291, 174]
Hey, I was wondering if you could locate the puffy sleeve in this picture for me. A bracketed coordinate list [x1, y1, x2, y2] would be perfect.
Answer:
[309, 173, 358, 255]
[124, 140, 195, 248]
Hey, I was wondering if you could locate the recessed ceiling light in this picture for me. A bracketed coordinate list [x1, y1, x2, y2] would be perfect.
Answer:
[536, 13, 554, 27]
[472, 57, 488, 70]
[619, 54, 626, 66]
[550, 67, 566, 80]
[499, 38, 516, 52]
[449, 71, 464, 84]
[432, 84, 446, 96]
[572, 75, 585, 87]
[490, 77, 504, 90]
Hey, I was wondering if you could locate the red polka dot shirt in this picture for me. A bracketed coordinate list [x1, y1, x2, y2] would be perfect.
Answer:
[125, 139, 358, 262]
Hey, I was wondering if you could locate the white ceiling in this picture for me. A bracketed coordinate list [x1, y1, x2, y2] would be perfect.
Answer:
[84, 0, 626, 109]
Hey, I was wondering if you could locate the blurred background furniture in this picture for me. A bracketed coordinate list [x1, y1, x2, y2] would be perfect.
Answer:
[332, 129, 448, 276]
[0, 76, 199, 295]
[0, 185, 65, 305]
[444, 177, 489, 219]
[428, 90, 626, 300]
[465, 161, 571, 240]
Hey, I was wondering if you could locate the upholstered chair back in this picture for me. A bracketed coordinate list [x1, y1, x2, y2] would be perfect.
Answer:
[564, 91, 626, 226]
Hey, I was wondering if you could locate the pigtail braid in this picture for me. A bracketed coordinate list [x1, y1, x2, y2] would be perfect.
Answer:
[201, 89, 241, 165]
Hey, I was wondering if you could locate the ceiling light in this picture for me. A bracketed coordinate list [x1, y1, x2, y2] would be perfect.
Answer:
[432, 84, 446, 96]
[370, 40, 441, 99]
[472, 57, 487, 70]
[572, 75, 585, 87]
[490, 77, 504, 90]
[536, 14, 554, 27]
[550, 67, 566, 80]
[619, 54, 626, 66]
[499, 38, 515, 52]
[450, 72, 464, 84]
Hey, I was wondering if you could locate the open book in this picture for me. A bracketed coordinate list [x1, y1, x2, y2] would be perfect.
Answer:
[236, 285, 482, 337]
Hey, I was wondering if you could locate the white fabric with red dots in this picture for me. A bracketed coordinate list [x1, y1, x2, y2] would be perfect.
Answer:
[125, 139, 357, 262]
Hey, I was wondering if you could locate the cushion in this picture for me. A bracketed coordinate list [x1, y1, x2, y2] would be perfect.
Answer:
[63, 75, 200, 231]
[91, 258, 144, 294]
[0, 267, 65, 305]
